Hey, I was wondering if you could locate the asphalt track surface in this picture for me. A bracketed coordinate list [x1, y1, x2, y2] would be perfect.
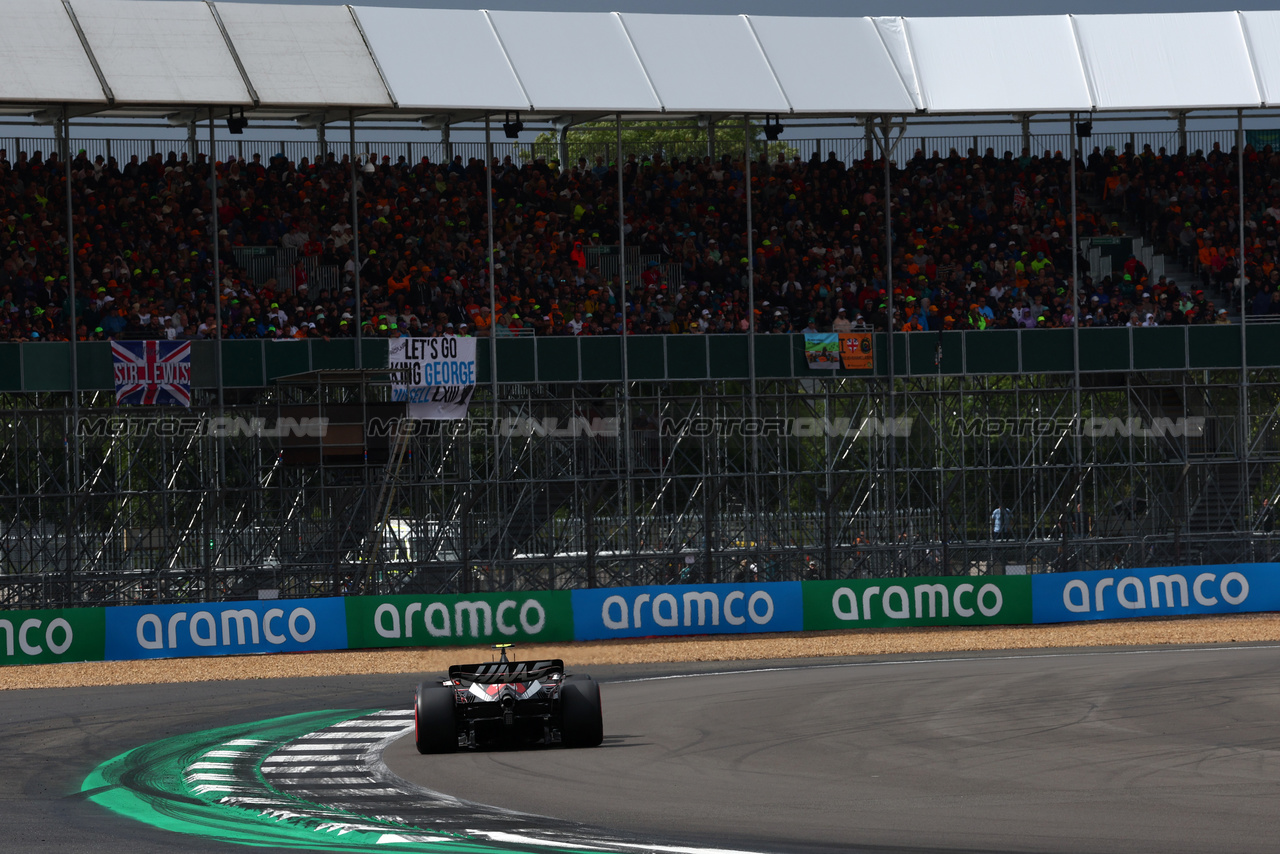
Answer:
[6, 645, 1280, 853]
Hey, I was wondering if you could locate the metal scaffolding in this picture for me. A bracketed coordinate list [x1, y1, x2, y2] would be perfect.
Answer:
[2, 362, 1279, 609]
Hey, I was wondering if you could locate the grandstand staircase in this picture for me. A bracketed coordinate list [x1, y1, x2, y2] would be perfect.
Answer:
[1082, 189, 1228, 315]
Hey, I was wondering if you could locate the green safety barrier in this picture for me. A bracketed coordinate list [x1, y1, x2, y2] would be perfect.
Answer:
[802, 577, 1032, 630]
[0, 606, 105, 666]
[344, 590, 575, 649]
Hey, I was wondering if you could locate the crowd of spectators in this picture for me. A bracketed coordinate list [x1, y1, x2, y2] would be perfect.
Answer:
[0, 135, 1268, 343]
[1098, 138, 1280, 318]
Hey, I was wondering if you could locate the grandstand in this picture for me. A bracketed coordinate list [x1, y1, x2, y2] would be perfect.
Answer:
[3, 2, 1280, 607]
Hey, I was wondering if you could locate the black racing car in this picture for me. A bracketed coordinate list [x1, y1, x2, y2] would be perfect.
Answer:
[414, 647, 603, 753]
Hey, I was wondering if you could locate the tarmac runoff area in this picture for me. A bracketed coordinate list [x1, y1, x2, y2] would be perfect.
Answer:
[4, 611, 1280, 690]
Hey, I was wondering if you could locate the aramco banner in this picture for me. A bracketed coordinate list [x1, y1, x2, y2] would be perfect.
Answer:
[345, 591, 574, 649]
[0, 607, 105, 665]
[803, 577, 1031, 629]
[1031, 564, 1280, 623]
[389, 337, 476, 419]
[572, 582, 803, 640]
[7, 564, 1280, 667]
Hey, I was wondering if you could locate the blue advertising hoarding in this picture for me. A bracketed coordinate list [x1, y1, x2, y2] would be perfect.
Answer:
[1031, 564, 1280, 624]
[105, 598, 348, 660]
[572, 582, 803, 641]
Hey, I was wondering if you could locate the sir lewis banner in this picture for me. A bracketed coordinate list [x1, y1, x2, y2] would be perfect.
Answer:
[389, 337, 477, 419]
[112, 340, 192, 406]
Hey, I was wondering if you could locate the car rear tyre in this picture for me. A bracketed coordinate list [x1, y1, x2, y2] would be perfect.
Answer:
[561, 675, 603, 748]
[415, 683, 458, 754]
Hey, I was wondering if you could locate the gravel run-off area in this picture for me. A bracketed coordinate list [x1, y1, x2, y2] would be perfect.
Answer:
[3, 613, 1279, 691]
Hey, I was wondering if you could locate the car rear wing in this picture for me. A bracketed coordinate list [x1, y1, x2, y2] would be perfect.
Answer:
[447, 659, 564, 686]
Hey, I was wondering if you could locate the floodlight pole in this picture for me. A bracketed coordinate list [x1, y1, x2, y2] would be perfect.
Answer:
[618, 114, 634, 558]
[350, 109, 362, 368]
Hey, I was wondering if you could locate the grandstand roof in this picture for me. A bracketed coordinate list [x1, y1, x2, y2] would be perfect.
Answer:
[0, 1, 1275, 122]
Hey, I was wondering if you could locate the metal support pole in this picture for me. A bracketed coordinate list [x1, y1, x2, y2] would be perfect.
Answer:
[1020, 114, 1031, 155]
[350, 110, 362, 367]
[484, 115, 498, 595]
[1177, 112, 1188, 154]
[1070, 112, 1084, 517]
[441, 123, 452, 163]
[706, 119, 715, 159]
[1239, 109, 1250, 534]
[187, 121, 197, 162]
[618, 114, 634, 559]
[209, 107, 226, 602]
[874, 116, 905, 563]
[744, 113, 759, 569]
[316, 122, 327, 160]
[63, 108, 80, 598]
[557, 124, 569, 172]
[209, 112, 224, 415]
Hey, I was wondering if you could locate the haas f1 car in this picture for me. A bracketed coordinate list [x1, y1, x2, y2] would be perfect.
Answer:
[414, 648, 603, 753]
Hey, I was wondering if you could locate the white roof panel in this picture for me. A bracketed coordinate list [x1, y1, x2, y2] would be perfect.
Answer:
[1240, 11, 1280, 107]
[905, 16, 1091, 113]
[748, 16, 915, 114]
[618, 13, 788, 114]
[871, 17, 923, 112]
[0, 0, 104, 104]
[216, 4, 390, 109]
[69, 0, 251, 105]
[1074, 12, 1260, 111]
[487, 11, 658, 113]
[352, 6, 527, 112]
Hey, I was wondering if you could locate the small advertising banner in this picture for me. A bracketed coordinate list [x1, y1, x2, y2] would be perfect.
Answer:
[839, 331, 874, 370]
[112, 341, 192, 407]
[389, 337, 477, 420]
[803, 333, 840, 369]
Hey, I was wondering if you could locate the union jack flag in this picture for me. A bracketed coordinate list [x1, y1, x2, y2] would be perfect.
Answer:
[112, 341, 192, 407]
[1013, 186, 1029, 210]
